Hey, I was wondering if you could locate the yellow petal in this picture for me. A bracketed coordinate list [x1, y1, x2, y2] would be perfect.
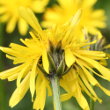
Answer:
[0, 14, 10, 22]
[32, 0, 49, 13]
[9, 73, 30, 107]
[76, 59, 110, 98]
[6, 17, 17, 33]
[76, 59, 108, 80]
[74, 53, 110, 80]
[77, 62, 97, 86]
[98, 84, 110, 96]
[61, 93, 72, 101]
[82, 0, 97, 7]
[42, 49, 49, 73]
[75, 91, 90, 110]
[30, 60, 38, 101]
[88, 28, 102, 39]
[85, 58, 110, 80]
[33, 80, 46, 110]
[78, 77, 98, 102]
[8, 73, 18, 81]
[77, 67, 99, 100]
[63, 9, 81, 34]
[17, 63, 30, 87]
[58, 0, 73, 9]
[68, 9, 81, 28]
[65, 48, 75, 67]
[18, 18, 28, 35]
[104, 44, 110, 49]
[0, 47, 19, 56]
[0, 7, 6, 14]
[0, 65, 24, 79]
[6, 54, 15, 61]
[19, 7, 44, 38]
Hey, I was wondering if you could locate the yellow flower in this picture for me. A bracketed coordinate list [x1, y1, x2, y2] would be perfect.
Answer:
[0, 8, 110, 110]
[0, 0, 49, 35]
[42, 0, 106, 38]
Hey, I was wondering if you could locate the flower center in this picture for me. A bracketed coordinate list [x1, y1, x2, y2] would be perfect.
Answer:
[38, 41, 72, 78]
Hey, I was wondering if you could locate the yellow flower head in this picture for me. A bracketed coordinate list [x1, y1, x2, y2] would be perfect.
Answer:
[0, 0, 49, 35]
[0, 8, 110, 110]
[42, 0, 106, 38]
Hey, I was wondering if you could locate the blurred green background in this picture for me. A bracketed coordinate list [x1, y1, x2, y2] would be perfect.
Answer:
[0, 0, 110, 110]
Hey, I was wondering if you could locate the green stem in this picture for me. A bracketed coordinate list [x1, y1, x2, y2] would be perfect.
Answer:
[90, 98, 94, 110]
[51, 76, 62, 110]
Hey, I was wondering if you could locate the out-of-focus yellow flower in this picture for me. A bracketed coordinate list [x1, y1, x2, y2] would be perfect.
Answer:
[0, 8, 110, 110]
[0, 0, 49, 35]
[42, 0, 106, 38]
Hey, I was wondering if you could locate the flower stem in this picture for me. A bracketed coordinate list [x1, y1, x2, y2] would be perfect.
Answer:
[51, 76, 62, 110]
